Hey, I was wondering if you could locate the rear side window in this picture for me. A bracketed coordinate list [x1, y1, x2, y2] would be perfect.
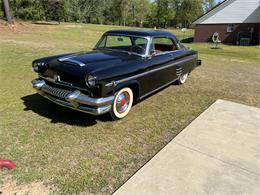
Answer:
[154, 37, 174, 45]
[152, 37, 178, 54]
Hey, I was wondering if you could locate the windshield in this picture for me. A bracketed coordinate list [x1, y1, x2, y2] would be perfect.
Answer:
[96, 34, 148, 56]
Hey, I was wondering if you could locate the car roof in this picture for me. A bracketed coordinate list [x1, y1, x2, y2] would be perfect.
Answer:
[104, 29, 176, 38]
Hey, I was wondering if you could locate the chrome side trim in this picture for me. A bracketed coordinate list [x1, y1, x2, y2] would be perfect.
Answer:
[153, 50, 181, 57]
[139, 78, 178, 100]
[105, 81, 117, 87]
[105, 55, 195, 87]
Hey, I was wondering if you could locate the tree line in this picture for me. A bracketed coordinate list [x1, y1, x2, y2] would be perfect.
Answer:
[1, 0, 217, 28]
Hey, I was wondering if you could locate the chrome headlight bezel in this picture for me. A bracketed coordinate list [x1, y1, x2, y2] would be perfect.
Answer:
[86, 75, 96, 88]
[32, 62, 46, 73]
[32, 62, 39, 72]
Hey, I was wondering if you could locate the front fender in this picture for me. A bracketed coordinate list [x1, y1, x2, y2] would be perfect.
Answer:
[116, 80, 140, 90]
[99, 79, 141, 100]
[114, 80, 141, 101]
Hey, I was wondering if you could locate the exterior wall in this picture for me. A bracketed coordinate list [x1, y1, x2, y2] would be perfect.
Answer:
[194, 23, 260, 45]
[193, 0, 260, 24]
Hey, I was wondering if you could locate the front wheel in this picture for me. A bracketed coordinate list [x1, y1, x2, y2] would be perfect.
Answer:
[110, 87, 133, 120]
[177, 73, 188, 85]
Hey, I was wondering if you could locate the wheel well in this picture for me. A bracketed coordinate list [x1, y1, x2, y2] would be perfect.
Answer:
[127, 83, 140, 103]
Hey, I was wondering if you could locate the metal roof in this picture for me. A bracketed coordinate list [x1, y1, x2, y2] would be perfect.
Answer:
[104, 29, 176, 37]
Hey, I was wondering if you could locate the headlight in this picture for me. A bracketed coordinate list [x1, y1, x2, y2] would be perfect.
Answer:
[32, 62, 39, 72]
[86, 75, 96, 88]
[32, 62, 47, 73]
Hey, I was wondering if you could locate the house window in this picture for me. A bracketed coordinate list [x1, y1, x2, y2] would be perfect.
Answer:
[227, 24, 235, 32]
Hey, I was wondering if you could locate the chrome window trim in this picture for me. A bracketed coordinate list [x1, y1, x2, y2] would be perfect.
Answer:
[105, 54, 196, 87]
[153, 50, 182, 57]
[146, 37, 153, 57]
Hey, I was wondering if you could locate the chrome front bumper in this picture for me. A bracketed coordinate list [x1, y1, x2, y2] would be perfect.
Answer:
[32, 79, 114, 115]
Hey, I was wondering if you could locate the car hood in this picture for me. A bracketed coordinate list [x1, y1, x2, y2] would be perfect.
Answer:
[59, 50, 129, 65]
[40, 50, 139, 87]
[49, 50, 137, 70]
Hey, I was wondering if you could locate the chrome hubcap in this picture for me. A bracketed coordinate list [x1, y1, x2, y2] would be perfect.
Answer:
[116, 92, 130, 113]
[180, 73, 188, 83]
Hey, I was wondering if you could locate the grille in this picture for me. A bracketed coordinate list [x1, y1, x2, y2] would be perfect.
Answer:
[42, 78, 91, 96]
[42, 84, 72, 99]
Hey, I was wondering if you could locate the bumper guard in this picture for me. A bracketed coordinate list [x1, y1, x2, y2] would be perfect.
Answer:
[32, 79, 114, 115]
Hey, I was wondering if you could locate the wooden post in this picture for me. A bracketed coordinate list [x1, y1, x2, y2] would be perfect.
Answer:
[3, 0, 12, 24]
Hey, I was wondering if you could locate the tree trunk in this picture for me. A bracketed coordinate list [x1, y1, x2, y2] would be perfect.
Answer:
[140, 0, 144, 27]
[3, 0, 12, 24]
[132, 5, 135, 26]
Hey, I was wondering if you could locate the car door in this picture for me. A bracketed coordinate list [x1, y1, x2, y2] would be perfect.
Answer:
[138, 36, 182, 97]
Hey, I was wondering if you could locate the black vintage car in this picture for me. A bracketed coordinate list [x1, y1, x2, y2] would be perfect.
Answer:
[32, 30, 201, 120]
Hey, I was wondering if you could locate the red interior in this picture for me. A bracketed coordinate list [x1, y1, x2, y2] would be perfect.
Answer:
[154, 44, 177, 54]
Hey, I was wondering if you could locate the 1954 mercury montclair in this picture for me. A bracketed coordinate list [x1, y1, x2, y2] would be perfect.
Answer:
[32, 30, 201, 120]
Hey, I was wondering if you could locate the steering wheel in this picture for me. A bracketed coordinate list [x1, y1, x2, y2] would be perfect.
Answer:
[130, 45, 145, 54]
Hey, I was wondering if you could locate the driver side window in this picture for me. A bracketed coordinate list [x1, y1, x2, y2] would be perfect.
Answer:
[152, 37, 178, 54]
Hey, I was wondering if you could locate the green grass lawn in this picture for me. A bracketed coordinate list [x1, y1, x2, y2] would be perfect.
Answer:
[0, 22, 259, 194]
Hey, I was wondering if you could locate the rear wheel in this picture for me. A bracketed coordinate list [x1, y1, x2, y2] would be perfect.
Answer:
[110, 88, 133, 120]
[177, 73, 188, 85]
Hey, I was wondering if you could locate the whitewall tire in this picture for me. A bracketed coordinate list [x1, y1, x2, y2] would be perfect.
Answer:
[110, 87, 133, 120]
[177, 73, 188, 85]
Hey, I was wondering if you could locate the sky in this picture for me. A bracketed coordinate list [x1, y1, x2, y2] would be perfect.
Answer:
[148, 0, 225, 4]
[216, 0, 224, 4]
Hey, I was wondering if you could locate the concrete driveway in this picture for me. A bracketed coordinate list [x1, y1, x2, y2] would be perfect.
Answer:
[114, 100, 260, 195]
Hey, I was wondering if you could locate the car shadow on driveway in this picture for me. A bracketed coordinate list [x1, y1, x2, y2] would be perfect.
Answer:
[21, 93, 112, 127]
